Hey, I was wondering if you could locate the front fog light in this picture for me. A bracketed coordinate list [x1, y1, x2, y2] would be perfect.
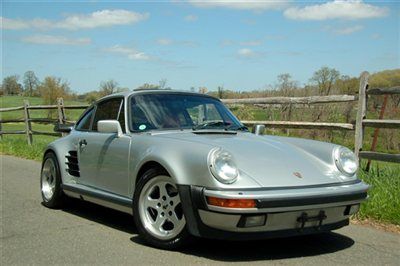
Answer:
[237, 215, 267, 228]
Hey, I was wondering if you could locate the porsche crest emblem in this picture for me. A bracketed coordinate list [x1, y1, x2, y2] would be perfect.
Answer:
[293, 172, 303, 178]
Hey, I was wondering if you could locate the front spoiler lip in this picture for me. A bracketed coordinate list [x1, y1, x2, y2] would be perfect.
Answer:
[177, 184, 358, 239]
[203, 180, 369, 213]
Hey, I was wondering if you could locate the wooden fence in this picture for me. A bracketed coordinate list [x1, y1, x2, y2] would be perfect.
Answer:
[0, 98, 88, 145]
[0, 71, 399, 163]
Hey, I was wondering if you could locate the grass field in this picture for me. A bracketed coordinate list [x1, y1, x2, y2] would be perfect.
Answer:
[1, 96, 399, 225]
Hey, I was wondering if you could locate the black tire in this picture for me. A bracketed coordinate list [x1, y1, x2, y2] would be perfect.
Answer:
[133, 168, 192, 250]
[40, 152, 65, 208]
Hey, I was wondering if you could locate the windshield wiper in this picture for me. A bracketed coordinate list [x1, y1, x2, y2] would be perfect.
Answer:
[192, 121, 232, 131]
[228, 125, 249, 131]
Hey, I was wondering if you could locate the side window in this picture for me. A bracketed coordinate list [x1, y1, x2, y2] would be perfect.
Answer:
[92, 98, 125, 132]
[75, 108, 94, 131]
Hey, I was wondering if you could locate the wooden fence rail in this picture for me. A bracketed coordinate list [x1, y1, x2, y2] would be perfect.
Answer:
[221, 94, 357, 105]
[0, 71, 399, 164]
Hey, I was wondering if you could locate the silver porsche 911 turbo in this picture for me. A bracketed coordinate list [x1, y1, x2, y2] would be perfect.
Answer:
[41, 90, 369, 249]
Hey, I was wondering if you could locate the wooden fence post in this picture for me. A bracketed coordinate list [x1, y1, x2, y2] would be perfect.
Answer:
[57, 98, 67, 136]
[354, 71, 369, 159]
[23, 100, 33, 145]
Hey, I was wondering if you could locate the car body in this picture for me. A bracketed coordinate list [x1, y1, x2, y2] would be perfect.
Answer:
[40, 90, 369, 249]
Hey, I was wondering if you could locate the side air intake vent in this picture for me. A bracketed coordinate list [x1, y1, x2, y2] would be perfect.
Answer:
[66, 151, 80, 177]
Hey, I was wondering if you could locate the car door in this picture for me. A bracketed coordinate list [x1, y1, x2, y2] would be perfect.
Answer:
[78, 97, 131, 197]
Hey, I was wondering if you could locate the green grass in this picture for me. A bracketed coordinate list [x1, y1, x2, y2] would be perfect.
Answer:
[0, 135, 57, 161]
[357, 162, 400, 225]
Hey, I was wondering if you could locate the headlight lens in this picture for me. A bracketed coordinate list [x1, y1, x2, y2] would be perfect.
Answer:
[208, 148, 238, 184]
[333, 146, 358, 176]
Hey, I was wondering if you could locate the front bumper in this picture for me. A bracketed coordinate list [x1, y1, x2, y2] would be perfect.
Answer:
[178, 180, 369, 240]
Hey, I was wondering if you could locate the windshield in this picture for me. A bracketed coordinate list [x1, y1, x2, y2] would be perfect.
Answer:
[129, 93, 244, 132]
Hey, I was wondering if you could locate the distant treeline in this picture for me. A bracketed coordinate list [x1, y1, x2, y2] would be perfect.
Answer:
[1, 67, 399, 103]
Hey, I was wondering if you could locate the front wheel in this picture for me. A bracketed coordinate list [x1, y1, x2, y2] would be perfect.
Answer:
[133, 168, 191, 250]
[40, 152, 65, 208]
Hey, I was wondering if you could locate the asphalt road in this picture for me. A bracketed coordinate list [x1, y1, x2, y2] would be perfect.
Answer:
[1, 155, 399, 265]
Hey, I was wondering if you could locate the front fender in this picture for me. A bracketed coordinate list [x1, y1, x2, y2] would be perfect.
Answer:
[130, 135, 262, 197]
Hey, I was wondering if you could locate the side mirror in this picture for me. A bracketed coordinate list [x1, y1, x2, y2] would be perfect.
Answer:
[252, 124, 265, 135]
[98, 120, 123, 137]
[54, 122, 73, 133]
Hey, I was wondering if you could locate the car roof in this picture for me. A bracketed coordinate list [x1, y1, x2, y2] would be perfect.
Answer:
[97, 89, 219, 102]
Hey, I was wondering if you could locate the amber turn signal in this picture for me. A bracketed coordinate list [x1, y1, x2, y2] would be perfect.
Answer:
[207, 196, 256, 208]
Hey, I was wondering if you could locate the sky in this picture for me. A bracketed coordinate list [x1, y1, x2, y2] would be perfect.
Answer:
[1, 0, 399, 93]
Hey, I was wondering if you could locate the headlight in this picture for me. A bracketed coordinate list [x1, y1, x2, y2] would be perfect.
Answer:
[208, 148, 238, 184]
[333, 146, 358, 176]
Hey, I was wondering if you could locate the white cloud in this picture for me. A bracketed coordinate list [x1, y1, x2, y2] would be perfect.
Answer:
[184, 14, 198, 22]
[187, 0, 289, 11]
[237, 48, 260, 58]
[284, 0, 389, 21]
[21, 35, 91, 45]
[104, 45, 151, 61]
[1, 10, 149, 30]
[156, 38, 173, 45]
[323, 24, 364, 35]
[0, 17, 30, 30]
[155, 38, 198, 47]
[333, 25, 363, 35]
[220, 39, 235, 46]
[56, 10, 149, 30]
[371, 33, 381, 40]
[221, 39, 262, 47]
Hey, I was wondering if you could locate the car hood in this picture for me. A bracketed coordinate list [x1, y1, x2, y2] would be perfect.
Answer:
[153, 131, 344, 188]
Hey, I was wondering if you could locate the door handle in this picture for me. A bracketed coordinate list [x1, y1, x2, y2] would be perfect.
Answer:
[79, 139, 87, 147]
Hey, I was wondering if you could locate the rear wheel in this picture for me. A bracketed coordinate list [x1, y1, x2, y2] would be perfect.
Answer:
[133, 168, 191, 250]
[40, 152, 65, 208]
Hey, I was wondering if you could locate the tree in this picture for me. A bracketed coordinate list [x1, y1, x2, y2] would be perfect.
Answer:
[310, 67, 340, 95]
[198, 87, 208, 94]
[99, 80, 119, 96]
[23, 71, 39, 97]
[217, 86, 224, 99]
[275, 74, 297, 134]
[2, 75, 23, 95]
[84, 91, 101, 103]
[39, 76, 70, 118]
[159, 79, 167, 89]
[39, 76, 70, 105]
[335, 75, 358, 94]
[135, 83, 160, 90]
[277, 73, 296, 96]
